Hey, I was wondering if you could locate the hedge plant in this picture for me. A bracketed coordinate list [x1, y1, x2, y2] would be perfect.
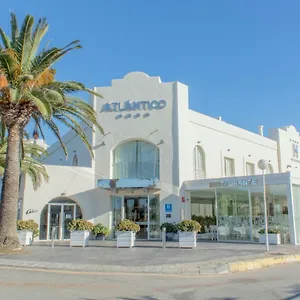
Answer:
[116, 219, 140, 233]
[160, 222, 178, 233]
[67, 219, 93, 232]
[92, 223, 110, 237]
[177, 220, 201, 232]
[17, 220, 39, 237]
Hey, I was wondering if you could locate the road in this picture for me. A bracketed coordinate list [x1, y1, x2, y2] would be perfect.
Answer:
[1, 263, 300, 300]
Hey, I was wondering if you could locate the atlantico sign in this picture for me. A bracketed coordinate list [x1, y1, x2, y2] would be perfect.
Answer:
[100, 100, 167, 113]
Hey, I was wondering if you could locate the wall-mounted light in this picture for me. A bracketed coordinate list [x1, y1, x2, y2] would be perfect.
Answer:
[248, 154, 251, 157]
[157, 139, 164, 145]
[197, 141, 201, 144]
[227, 149, 230, 152]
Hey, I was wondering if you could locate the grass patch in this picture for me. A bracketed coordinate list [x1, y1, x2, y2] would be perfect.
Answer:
[0, 246, 26, 255]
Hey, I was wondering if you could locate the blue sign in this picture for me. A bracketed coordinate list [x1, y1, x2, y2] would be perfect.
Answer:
[165, 204, 172, 213]
[101, 100, 167, 113]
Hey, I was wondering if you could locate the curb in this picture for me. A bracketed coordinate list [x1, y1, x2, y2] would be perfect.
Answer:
[215, 254, 300, 275]
[0, 254, 299, 276]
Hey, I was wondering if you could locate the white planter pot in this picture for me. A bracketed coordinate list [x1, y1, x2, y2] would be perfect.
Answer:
[179, 231, 197, 248]
[259, 233, 281, 245]
[70, 230, 90, 247]
[116, 231, 135, 248]
[17, 230, 33, 246]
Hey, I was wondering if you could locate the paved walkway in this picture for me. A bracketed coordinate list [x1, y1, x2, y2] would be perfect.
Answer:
[0, 240, 299, 275]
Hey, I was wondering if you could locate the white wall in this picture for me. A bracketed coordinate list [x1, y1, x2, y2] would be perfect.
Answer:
[181, 110, 279, 181]
[41, 125, 93, 168]
[21, 165, 108, 228]
[269, 125, 300, 177]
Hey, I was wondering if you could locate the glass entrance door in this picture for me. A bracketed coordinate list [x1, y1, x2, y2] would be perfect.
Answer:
[124, 197, 148, 239]
[49, 205, 61, 240]
[47, 203, 81, 240]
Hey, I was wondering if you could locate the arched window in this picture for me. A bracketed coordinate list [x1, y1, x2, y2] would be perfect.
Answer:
[72, 154, 78, 166]
[266, 163, 274, 174]
[113, 140, 160, 179]
[194, 146, 206, 179]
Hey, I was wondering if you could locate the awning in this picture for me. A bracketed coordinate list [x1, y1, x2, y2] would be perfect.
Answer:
[97, 178, 160, 191]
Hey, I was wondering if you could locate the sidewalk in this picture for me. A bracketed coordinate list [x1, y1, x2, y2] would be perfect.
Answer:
[0, 240, 299, 275]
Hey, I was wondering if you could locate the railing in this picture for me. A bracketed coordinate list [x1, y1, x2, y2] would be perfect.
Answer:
[194, 170, 206, 179]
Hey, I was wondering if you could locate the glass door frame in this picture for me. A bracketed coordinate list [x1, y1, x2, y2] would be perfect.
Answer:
[46, 203, 77, 240]
[113, 194, 160, 240]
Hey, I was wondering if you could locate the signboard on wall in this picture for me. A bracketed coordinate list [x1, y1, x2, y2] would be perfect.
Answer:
[209, 178, 257, 188]
[100, 100, 167, 120]
[165, 204, 172, 213]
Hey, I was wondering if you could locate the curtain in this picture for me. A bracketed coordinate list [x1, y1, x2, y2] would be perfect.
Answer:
[113, 140, 159, 179]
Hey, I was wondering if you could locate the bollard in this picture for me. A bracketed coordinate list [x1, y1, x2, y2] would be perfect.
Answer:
[162, 227, 166, 249]
[51, 226, 56, 248]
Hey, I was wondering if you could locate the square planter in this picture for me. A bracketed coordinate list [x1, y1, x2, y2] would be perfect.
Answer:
[17, 230, 33, 246]
[116, 231, 135, 248]
[70, 230, 90, 247]
[259, 233, 281, 245]
[179, 231, 197, 248]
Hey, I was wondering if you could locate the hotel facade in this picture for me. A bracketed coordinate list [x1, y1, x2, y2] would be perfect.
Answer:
[17, 72, 300, 244]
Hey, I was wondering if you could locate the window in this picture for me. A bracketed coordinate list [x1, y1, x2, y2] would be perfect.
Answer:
[246, 162, 255, 176]
[266, 163, 274, 174]
[72, 154, 78, 166]
[293, 144, 299, 158]
[113, 140, 159, 179]
[224, 157, 235, 177]
[194, 146, 206, 179]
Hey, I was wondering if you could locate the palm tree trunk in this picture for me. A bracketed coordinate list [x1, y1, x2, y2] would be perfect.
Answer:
[0, 122, 21, 248]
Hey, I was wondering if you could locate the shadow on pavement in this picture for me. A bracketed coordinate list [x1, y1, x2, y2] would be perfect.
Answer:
[283, 284, 300, 300]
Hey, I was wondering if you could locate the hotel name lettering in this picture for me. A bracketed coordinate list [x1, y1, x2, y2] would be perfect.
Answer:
[209, 179, 257, 188]
[101, 100, 167, 113]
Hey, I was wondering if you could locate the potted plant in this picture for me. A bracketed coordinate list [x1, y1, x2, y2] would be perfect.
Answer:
[258, 228, 281, 245]
[160, 222, 178, 241]
[17, 220, 39, 246]
[92, 223, 110, 240]
[115, 219, 140, 248]
[177, 220, 201, 248]
[67, 219, 93, 247]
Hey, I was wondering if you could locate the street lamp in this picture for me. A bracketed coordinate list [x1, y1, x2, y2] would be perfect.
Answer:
[257, 159, 269, 252]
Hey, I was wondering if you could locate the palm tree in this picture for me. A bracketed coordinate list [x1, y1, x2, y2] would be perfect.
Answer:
[0, 13, 103, 248]
[0, 128, 49, 190]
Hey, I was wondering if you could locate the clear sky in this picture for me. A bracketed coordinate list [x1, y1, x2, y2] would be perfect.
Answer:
[1, 0, 300, 144]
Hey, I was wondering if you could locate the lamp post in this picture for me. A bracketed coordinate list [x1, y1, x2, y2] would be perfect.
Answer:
[258, 159, 269, 252]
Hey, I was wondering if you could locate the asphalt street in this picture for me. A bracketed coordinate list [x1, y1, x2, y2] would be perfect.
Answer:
[1, 262, 300, 299]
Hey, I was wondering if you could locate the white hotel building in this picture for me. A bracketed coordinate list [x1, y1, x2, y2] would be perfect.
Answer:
[18, 72, 300, 244]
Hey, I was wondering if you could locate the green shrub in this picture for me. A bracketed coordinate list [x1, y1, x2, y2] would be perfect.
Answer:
[160, 222, 178, 233]
[92, 223, 110, 237]
[258, 228, 280, 234]
[17, 219, 39, 237]
[116, 219, 140, 233]
[67, 219, 93, 232]
[191, 215, 216, 233]
[177, 220, 201, 232]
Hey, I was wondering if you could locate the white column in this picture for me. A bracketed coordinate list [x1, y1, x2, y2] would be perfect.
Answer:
[147, 194, 150, 239]
[47, 204, 50, 240]
[248, 188, 253, 242]
[121, 196, 125, 220]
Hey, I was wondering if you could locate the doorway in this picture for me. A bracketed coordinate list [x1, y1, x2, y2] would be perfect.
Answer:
[39, 199, 82, 240]
[113, 195, 160, 239]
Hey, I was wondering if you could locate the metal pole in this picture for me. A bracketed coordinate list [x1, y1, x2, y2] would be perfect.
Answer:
[162, 227, 166, 249]
[51, 226, 55, 248]
[262, 170, 269, 251]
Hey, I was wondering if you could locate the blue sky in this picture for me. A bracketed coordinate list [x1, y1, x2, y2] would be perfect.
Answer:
[1, 0, 300, 144]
